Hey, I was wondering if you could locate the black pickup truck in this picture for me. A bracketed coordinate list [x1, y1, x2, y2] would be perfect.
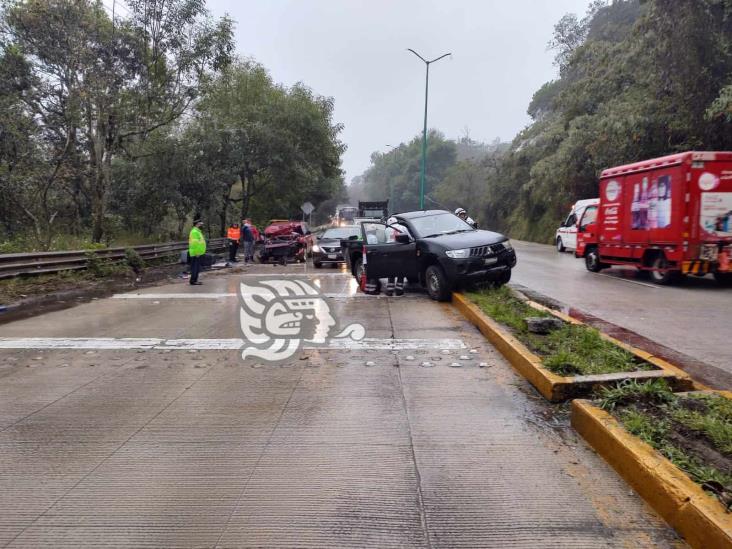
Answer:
[341, 209, 517, 301]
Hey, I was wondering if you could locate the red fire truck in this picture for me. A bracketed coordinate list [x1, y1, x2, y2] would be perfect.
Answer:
[576, 151, 732, 285]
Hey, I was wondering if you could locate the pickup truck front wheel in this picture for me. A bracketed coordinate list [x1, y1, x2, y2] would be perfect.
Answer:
[425, 265, 452, 302]
[494, 268, 511, 286]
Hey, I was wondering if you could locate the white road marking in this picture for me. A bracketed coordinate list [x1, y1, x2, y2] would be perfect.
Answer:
[112, 293, 420, 300]
[113, 293, 237, 299]
[0, 337, 465, 351]
[596, 273, 661, 289]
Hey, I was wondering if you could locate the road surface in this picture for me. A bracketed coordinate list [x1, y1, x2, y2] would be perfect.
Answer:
[0, 264, 680, 547]
[512, 240, 732, 381]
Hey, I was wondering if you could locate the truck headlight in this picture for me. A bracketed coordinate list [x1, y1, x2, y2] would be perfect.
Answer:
[446, 248, 470, 259]
[502, 240, 513, 251]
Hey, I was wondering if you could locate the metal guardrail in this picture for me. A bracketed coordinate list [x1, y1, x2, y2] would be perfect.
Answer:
[0, 238, 228, 280]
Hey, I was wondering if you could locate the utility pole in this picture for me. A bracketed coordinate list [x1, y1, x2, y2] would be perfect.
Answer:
[385, 145, 397, 213]
[407, 49, 451, 210]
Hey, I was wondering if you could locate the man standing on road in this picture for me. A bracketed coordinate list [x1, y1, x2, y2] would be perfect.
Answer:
[227, 223, 241, 263]
[188, 219, 206, 285]
[241, 219, 255, 263]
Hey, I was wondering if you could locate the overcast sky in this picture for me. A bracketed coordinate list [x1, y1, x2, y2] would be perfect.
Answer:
[205, 0, 591, 182]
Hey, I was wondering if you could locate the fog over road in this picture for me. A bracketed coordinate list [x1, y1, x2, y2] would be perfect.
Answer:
[0, 265, 680, 547]
[512, 240, 732, 379]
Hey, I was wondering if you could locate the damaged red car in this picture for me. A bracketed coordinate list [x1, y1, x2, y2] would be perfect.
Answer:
[258, 220, 314, 264]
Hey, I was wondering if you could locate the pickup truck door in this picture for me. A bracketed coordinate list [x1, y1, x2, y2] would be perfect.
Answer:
[361, 222, 417, 279]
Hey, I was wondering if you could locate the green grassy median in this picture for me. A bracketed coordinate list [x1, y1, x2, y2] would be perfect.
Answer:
[599, 380, 732, 507]
[466, 287, 652, 376]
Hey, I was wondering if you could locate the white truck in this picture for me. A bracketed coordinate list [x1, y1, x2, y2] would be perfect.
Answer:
[555, 198, 599, 252]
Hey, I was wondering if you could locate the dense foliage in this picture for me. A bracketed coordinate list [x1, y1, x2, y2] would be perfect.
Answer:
[356, 0, 732, 242]
[0, 0, 345, 250]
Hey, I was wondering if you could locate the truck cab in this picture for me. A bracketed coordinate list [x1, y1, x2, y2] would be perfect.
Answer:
[576, 151, 732, 285]
[556, 198, 599, 252]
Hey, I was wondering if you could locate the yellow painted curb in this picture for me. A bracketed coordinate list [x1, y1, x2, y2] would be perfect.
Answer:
[453, 292, 694, 402]
[572, 399, 732, 549]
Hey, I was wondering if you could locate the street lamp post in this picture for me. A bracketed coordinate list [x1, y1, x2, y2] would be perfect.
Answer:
[385, 144, 397, 212]
[407, 49, 451, 210]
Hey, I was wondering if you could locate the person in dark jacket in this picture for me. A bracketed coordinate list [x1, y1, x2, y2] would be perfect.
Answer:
[241, 219, 255, 262]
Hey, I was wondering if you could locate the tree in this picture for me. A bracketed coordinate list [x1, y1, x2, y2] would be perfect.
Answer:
[191, 60, 345, 229]
[0, 43, 74, 248]
[358, 131, 457, 213]
[2, 0, 233, 242]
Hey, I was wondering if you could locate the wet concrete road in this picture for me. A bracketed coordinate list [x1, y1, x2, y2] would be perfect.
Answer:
[0, 264, 683, 547]
[512, 240, 732, 379]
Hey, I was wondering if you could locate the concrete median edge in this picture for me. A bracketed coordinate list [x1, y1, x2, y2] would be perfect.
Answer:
[452, 292, 694, 402]
[571, 399, 732, 549]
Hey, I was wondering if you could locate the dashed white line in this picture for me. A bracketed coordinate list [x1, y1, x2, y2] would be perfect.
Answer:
[596, 273, 661, 288]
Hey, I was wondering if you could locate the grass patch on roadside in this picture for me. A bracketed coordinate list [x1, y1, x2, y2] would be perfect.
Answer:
[466, 286, 651, 376]
[598, 380, 732, 506]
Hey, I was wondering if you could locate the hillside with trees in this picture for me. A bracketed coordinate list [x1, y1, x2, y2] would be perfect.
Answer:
[0, 0, 345, 251]
[355, 0, 732, 242]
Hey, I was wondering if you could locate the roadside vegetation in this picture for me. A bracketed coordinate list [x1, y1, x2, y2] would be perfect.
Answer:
[0, 0, 345, 253]
[354, 0, 732, 242]
[467, 287, 650, 376]
[598, 380, 732, 508]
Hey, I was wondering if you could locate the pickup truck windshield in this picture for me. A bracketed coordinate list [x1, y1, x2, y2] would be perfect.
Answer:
[410, 213, 474, 238]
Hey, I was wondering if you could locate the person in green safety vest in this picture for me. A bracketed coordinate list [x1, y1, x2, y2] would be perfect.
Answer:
[188, 219, 206, 285]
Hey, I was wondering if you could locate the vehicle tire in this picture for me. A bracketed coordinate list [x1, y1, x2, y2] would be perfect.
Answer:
[425, 264, 452, 302]
[714, 272, 732, 286]
[556, 237, 565, 253]
[585, 247, 603, 273]
[494, 269, 512, 287]
[354, 257, 365, 282]
[649, 254, 679, 285]
[258, 254, 268, 264]
[313, 261, 323, 268]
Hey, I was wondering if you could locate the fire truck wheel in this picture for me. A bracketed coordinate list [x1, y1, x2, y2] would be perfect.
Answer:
[556, 237, 565, 253]
[649, 255, 679, 285]
[714, 272, 732, 286]
[585, 248, 603, 272]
